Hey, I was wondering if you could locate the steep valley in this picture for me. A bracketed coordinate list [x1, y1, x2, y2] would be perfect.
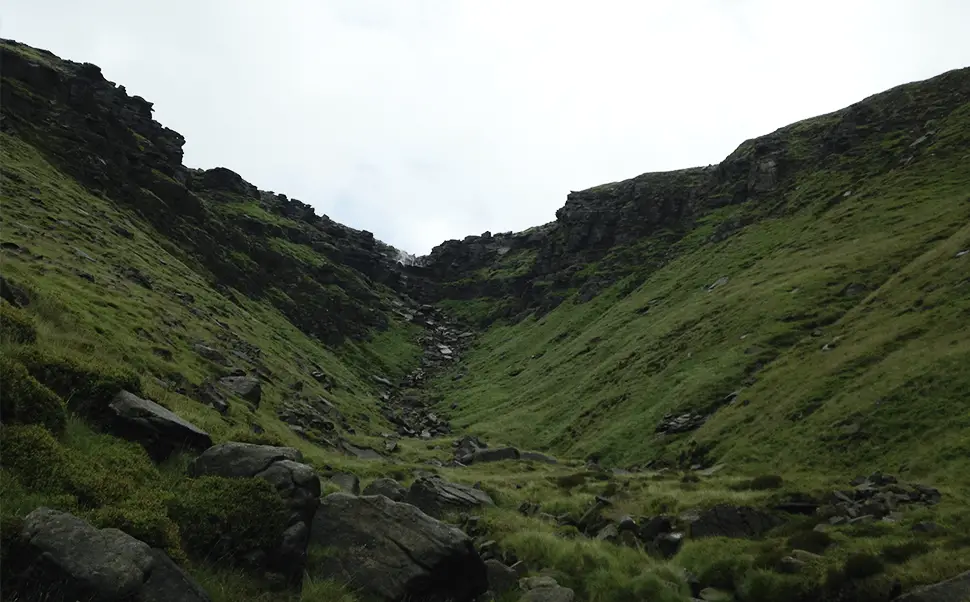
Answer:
[1, 39, 969, 602]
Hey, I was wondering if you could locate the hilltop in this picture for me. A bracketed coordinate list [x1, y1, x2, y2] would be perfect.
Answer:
[1, 38, 969, 602]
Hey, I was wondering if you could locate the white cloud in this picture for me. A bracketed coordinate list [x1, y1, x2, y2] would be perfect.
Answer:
[2, 0, 968, 253]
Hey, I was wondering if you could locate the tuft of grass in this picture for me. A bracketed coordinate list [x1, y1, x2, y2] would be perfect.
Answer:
[0, 355, 67, 433]
[0, 301, 36, 344]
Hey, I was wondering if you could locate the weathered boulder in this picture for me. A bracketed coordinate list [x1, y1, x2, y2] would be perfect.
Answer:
[454, 435, 487, 460]
[217, 375, 261, 405]
[362, 477, 408, 501]
[106, 390, 212, 460]
[406, 476, 495, 518]
[309, 493, 488, 602]
[15, 508, 210, 602]
[682, 505, 781, 539]
[485, 559, 518, 594]
[329, 472, 361, 495]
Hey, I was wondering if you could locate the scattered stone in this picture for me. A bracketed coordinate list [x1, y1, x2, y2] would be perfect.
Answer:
[406, 476, 495, 518]
[330, 472, 361, 495]
[373, 375, 394, 387]
[194, 343, 227, 364]
[520, 576, 561, 590]
[309, 493, 488, 602]
[105, 390, 213, 460]
[362, 478, 407, 502]
[656, 411, 706, 434]
[218, 375, 262, 405]
[699, 587, 733, 601]
[779, 556, 807, 574]
[912, 521, 943, 534]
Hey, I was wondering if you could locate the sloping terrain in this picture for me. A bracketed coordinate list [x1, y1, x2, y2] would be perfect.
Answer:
[1, 38, 969, 602]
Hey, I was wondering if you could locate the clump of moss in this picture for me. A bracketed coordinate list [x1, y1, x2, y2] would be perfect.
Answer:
[0, 425, 73, 493]
[168, 476, 288, 563]
[0, 301, 36, 344]
[787, 529, 833, 555]
[13, 347, 140, 414]
[843, 553, 885, 579]
[0, 356, 66, 433]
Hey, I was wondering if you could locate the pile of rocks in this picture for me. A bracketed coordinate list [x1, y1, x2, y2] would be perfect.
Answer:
[276, 396, 346, 445]
[375, 305, 476, 440]
[820, 472, 941, 525]
[655, 411, 706, 434]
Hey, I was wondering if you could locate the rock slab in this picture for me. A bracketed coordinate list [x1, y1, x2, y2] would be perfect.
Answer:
[310, 493, 488, 602]
[108, 390, 213, 460]
[16, 507, 210, 602]
[406, 476, 495, 518]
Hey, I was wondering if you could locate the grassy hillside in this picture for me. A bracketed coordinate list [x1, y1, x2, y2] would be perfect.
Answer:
[433, 76, 970, 486]
[3, 38, 970, 602]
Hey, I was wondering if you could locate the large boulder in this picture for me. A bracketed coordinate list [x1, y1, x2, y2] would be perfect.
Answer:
[106, 390, 213, 460]
[682, 505, 782, 539]
[362, 477, 408, 501]
[14, 507, 210, 602]
[189, 442, 320, 581]
[406, 476, 495, 518]
[309, 493, 488, 602]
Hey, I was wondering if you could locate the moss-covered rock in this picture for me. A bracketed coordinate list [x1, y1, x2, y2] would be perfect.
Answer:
[0, 301, 36, 344]
[168, 475, 288, 562]
[0, 356, 66, 433]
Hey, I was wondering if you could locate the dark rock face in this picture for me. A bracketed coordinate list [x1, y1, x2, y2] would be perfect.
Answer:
[520, 451, 558, 464]
[362, 477, 408, 501]
[14, 507, 209, 602]
[682, 505, 781, 539]
[484, 559, 518, 594]
[188, 443, 320, 581]
[406, 476, 495, 518]
[106, 390, 212, 460]
[465, 446, 521, 464]
[309, 493, 488, 602]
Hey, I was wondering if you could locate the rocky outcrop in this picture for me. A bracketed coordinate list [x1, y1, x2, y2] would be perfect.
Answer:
[406, 476, 495, 518]
[188, 443, 320, 580]
[12, 507, 209, 602]
[519, 575, 576, 602]
[105, 390, 212, 460]
[309, 493, 488, 602]
[681, 505, 781, 539]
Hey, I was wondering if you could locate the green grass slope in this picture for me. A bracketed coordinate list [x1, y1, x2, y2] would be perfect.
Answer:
[434, 77, 970, 487]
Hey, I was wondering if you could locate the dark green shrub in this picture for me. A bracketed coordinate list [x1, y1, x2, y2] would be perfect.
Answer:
[0, 424, 73, 493]
[0, 423, 158, 508]
[13, 347, 140, 413]
[0, 356, 66, 433]
[880, 540, 931, 564]
[787, 529, 834, 554]
[168, 476, 288, 562]
[843, 553, 884, 579]
[0, 301, 36, 344]
[739, 569, 819, 602]
[749, 475, 784, 490]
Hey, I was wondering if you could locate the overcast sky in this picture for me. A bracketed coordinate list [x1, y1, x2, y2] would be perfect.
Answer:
[3, 1, 969, 254]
